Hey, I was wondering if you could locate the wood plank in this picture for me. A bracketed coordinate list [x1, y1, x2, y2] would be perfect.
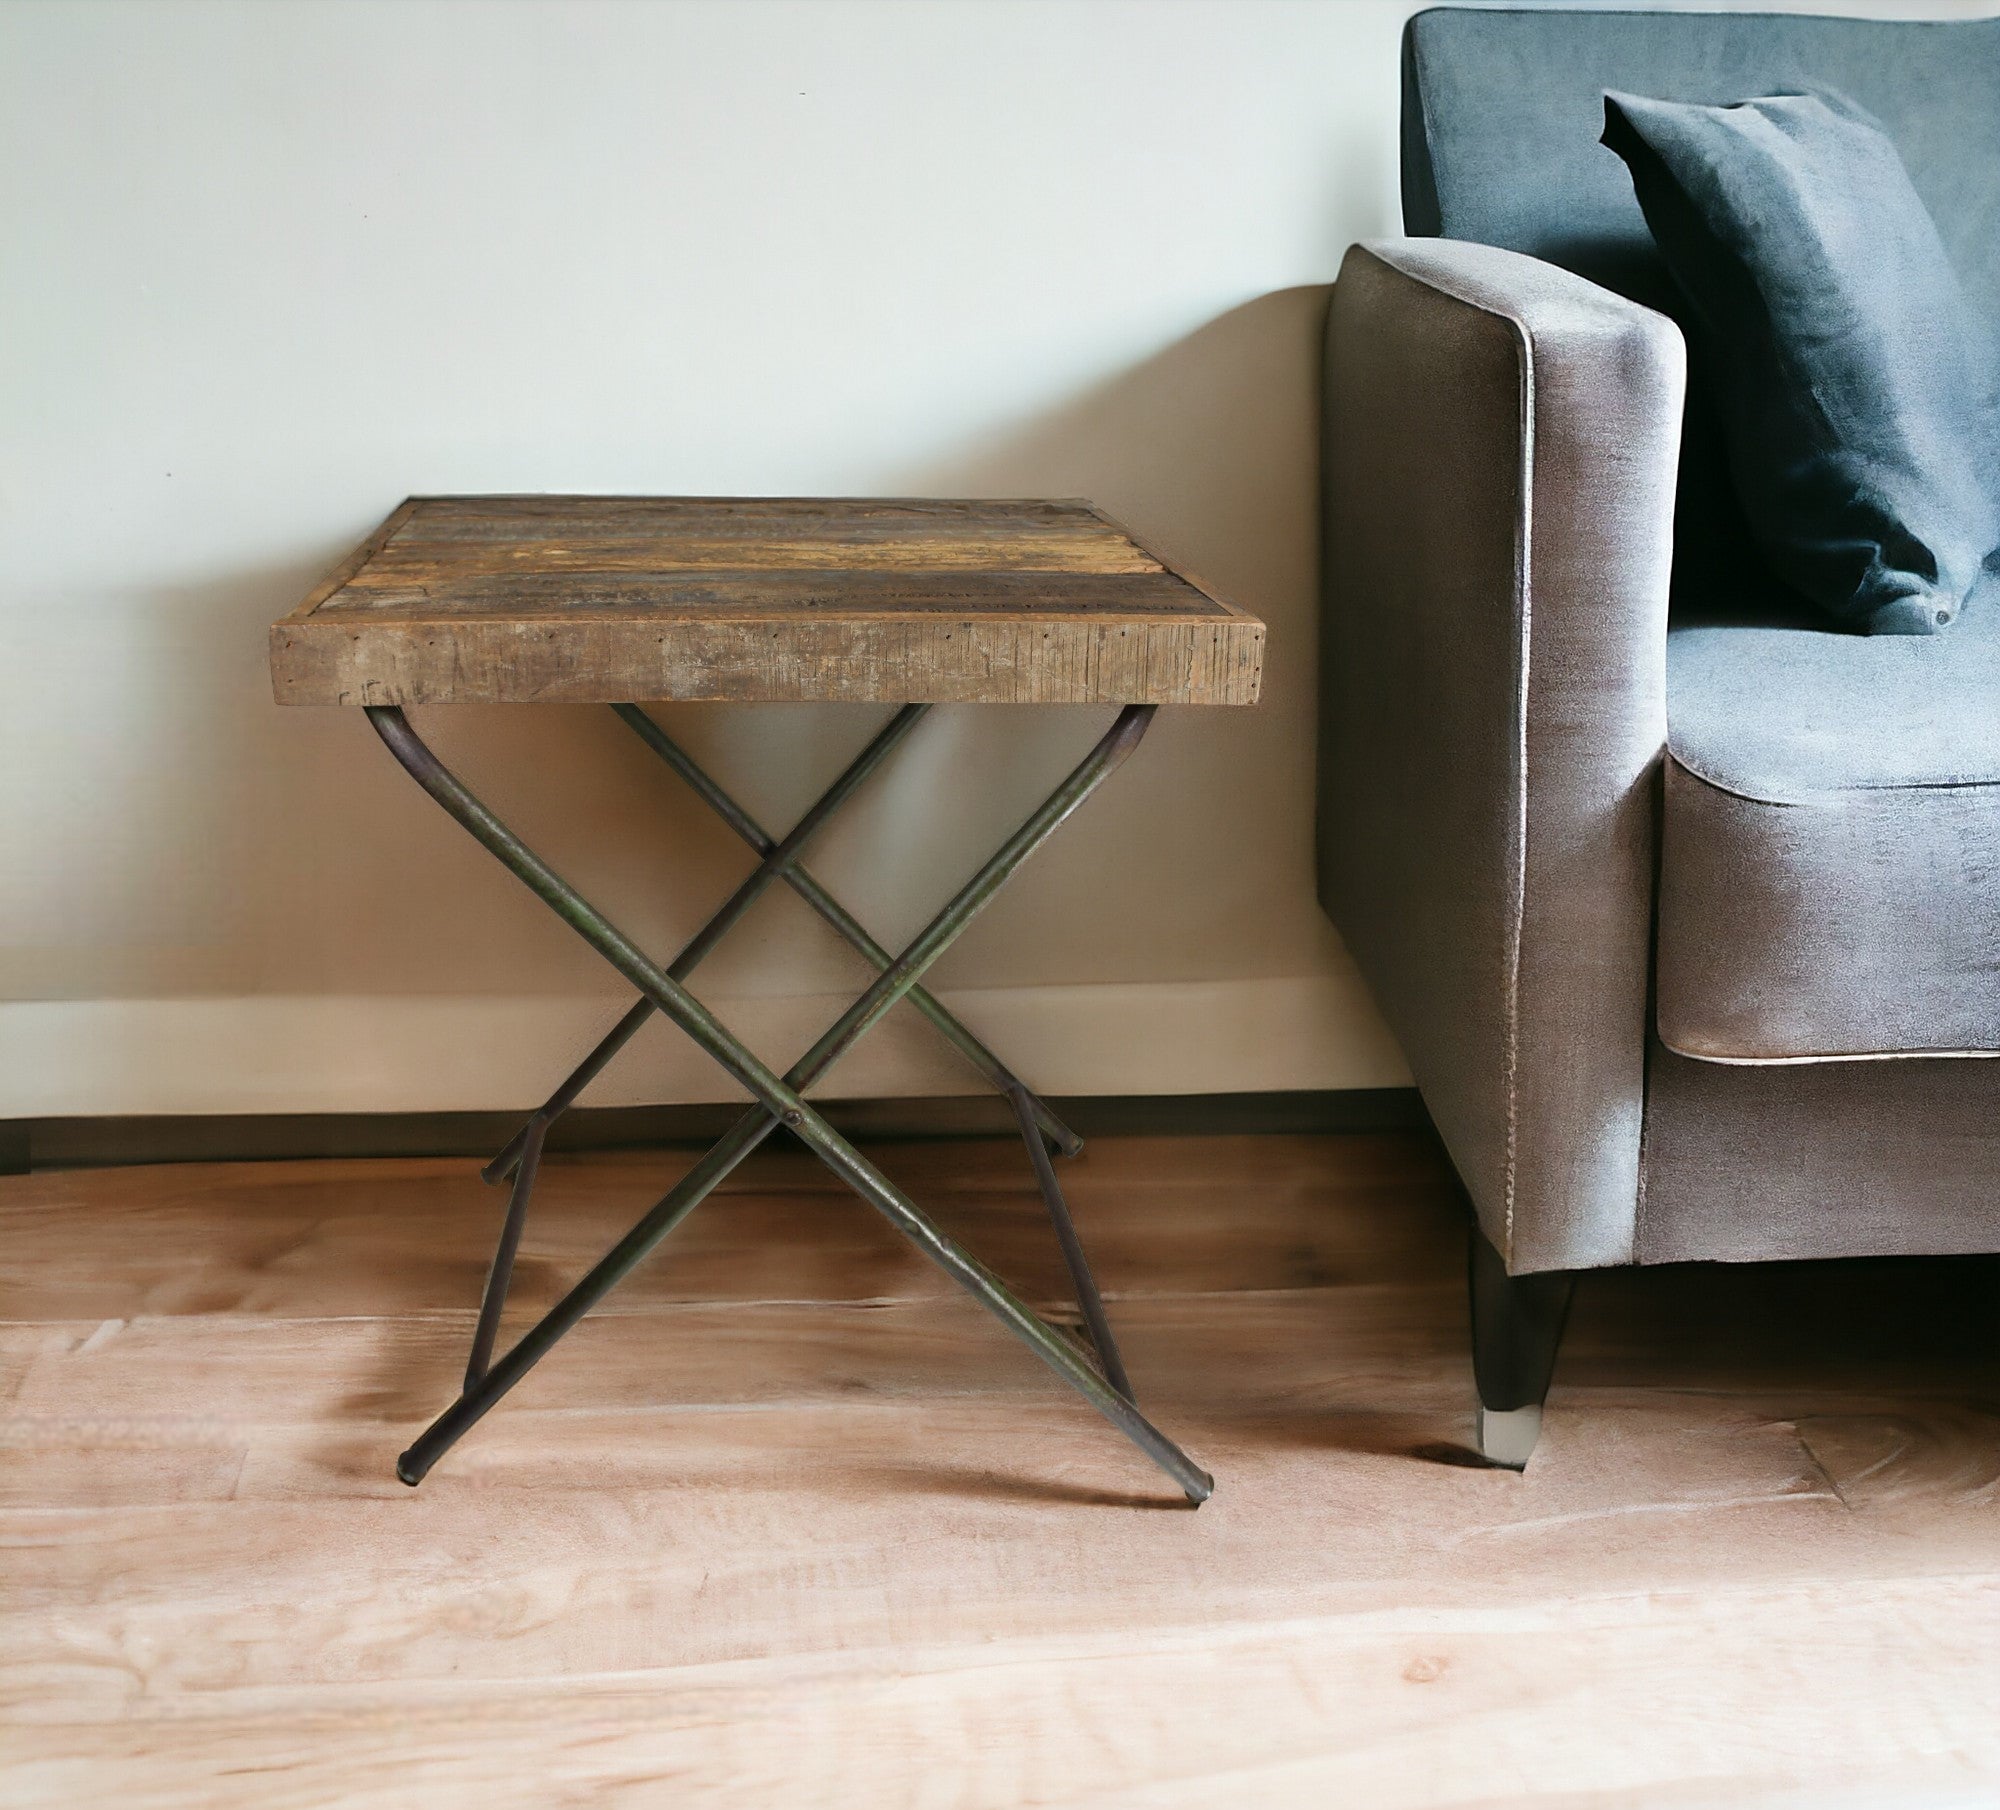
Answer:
[356, 533, 1163, 575]
[332, 550, 1170, 587]
[0, 1137, 1460, 1322]
[405, 495, 1105, 529]
[289, 498, 421, 621]
[0, 1287, 1470, 1444]
[268, 496, 1266, 705]
[0, 1374, 1921, 1692]
[270, 612, 1264, 704]
[9, 1585, 1996, 1810]
[376, 496, 1163, 556]
[315, 571, 1220, 617]
[3, 1133, 1996, 1807]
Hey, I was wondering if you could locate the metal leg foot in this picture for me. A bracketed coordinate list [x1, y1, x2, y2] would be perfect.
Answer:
[1473, 1404, 1543, 1472]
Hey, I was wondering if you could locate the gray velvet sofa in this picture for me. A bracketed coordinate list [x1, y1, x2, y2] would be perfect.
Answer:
[1318, 7, 2000, 1466]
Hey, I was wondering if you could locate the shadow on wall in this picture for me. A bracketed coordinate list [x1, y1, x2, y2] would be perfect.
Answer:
[869, 283, 1345, 994]
[90, 284, 1348, 1015]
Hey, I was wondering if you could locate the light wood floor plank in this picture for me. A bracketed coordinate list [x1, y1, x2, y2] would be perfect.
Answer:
[2, 1135, 1995, 1807]
[7, 1587, 1999, 1810]
[0, 1136, 1456, 1322]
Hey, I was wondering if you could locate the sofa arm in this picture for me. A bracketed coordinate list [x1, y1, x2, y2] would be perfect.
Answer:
[1318, 238, 1684, 1273]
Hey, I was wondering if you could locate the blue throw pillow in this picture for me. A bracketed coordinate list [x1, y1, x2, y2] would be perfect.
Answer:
[1602, 89, 2000, 635]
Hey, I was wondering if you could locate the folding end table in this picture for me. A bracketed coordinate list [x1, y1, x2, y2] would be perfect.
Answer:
[270, 496, 1265, 1505]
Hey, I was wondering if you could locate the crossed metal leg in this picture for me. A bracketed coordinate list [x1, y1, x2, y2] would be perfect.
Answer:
[365, 702, 1211, 1504]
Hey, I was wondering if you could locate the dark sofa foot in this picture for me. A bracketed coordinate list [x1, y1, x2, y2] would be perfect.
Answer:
[1468, 1223, 1574, 1471]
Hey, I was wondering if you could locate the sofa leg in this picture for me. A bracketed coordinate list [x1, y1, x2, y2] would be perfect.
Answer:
[1468, 1224, 1573, 1471]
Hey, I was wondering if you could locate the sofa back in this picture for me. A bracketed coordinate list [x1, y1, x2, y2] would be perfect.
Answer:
[1403, 7, 2000, 325]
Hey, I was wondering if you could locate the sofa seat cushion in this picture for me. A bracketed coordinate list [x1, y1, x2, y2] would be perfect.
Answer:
[1660, 581, 2000, 1060]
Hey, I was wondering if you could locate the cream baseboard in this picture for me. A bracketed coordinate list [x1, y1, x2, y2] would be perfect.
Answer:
[0, 975, 1409, 1117]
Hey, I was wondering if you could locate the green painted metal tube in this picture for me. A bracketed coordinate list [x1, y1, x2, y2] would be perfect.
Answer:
[367, 703, 1209, 1504]
[614, 702, 1084, 1159]
[482, 702, 929, 1183]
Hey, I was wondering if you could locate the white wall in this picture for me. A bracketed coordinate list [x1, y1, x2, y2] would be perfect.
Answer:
[0, 0, 1980, 1115]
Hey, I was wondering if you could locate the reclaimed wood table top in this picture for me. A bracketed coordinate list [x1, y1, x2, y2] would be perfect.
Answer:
[270, 496, 1264, 707]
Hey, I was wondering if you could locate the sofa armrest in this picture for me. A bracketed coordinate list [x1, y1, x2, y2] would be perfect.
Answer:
[1318, 238, 1684, 1272]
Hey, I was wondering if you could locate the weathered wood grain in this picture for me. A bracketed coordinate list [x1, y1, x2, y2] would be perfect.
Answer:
[269, 497, 1266, 705]
[4, 1135, 1996, 1807]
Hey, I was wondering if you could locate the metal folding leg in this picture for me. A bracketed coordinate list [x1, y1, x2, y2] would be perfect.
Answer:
[481, 701, 930, 1184]
[612, 704, 1082, 1157]
[484, 706, 1081, 1180]
[1007, 1083, 1135, 1403]
[365, 703, 1211, 1504]
[465, 1116, 543, 1391]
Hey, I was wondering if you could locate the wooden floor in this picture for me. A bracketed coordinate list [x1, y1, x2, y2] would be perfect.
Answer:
[4, 1133, 1997, 1808]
